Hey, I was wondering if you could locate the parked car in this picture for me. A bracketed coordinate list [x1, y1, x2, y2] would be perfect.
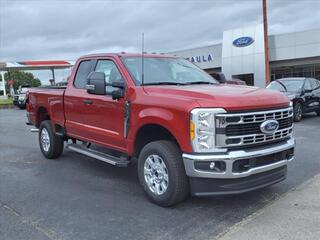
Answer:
[267, 77, 320, 121]
[211, 72, 246, 85]
[26, 53, 295, 206]
[13, 85, 31, 109]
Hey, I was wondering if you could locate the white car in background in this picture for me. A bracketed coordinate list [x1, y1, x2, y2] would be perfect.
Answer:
[13, 85, 30, 109]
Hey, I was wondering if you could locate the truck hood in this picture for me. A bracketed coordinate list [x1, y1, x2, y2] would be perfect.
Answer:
[144, 84, 290, 111]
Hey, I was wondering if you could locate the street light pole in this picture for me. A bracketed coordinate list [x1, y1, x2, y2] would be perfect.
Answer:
[263, 0, 271, 86]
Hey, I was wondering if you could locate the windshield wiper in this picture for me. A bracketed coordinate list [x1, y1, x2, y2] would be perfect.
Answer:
[185, 81, 213, 85]
[142, 82, 186, 86]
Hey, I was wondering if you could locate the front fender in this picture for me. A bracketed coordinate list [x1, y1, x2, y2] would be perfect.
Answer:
[127, 107, 192, 155]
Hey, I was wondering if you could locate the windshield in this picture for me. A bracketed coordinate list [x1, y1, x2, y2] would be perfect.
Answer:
[122, 57, 218, 85]
[20, 87, 29, 94]
[267, 79, 304, 92]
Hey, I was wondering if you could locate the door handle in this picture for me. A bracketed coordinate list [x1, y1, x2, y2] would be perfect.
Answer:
[83, 99, 93, 105]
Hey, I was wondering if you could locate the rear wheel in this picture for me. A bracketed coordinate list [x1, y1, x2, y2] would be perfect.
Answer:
[293, 102, 303, 122]
[316, 109, 320, 116]
[138, 140, 189, 207]
[39, 120, 64, 159]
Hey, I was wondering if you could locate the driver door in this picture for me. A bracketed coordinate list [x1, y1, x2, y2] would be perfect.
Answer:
[65, 59, 127, 152]
[304, 79, 317, 113]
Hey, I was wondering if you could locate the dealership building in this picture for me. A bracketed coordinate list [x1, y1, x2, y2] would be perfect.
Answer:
[171, 25, 320, 87]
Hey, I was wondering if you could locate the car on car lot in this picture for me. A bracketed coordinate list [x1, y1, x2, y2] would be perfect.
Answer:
[267, 77, 320, 122]
[26, 53, 295, 206]
[13, 85, 31, 109]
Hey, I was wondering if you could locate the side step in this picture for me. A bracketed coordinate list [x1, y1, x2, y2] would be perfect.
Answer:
[66, 144, 130, 167]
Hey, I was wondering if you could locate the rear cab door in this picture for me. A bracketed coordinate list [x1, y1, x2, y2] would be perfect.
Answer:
[64, 57, 128, 152]
[309, 78, 320, 111]
[303, 79, 315, 112]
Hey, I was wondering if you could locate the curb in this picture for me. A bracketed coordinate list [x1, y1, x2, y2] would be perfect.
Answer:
[214, 173, 320, 240]
[0, 105, 15, 109]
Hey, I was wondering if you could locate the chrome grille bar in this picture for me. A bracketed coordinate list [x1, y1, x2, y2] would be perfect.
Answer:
[215, 107, 294, 148]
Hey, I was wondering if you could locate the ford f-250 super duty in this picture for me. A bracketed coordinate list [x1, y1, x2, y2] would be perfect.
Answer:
[26, 53, 295, 206]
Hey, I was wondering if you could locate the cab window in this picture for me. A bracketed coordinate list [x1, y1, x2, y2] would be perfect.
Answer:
[95, 60, 124, 94]
[74, 60, 93, 88]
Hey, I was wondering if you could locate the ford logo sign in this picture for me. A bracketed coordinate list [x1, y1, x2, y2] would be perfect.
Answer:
[260, 120, 279, 134]
[233, 36, 254, 47]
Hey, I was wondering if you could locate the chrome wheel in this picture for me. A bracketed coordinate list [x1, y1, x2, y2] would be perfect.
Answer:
[40, 128, 50, 152]
[144, 154, 169, 195]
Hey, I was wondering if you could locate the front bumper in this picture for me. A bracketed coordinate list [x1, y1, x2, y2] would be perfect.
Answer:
[183, 138, 295, 195]
[13, 99, 26, 107]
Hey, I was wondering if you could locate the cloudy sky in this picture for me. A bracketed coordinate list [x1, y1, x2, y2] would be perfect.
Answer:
[1, 0, 320, 82]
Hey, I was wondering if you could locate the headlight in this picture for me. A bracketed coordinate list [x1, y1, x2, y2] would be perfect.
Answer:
[287, 94, 296, 100]
[190, 108, 226, 153]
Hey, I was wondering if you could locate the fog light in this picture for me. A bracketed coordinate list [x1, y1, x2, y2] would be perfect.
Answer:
[194, 161, 226, 172]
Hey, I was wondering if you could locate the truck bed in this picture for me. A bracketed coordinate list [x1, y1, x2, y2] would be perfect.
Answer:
[27, 87, 65, 128]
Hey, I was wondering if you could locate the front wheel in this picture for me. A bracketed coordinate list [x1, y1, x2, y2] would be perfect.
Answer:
[138, 140, 189, 207]
[293, 102, 303, 122]
[39, 120, 64, 159]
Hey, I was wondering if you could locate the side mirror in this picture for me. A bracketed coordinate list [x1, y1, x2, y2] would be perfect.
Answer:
[111, 81, 125, 89]
[304, 89, 312, 93]
[218, 78, 227, 84]
[214, 72, 226, 84]
[86, 72, 106, 95]
[109, 81, 125, 100]
[111, 89, 124, 100]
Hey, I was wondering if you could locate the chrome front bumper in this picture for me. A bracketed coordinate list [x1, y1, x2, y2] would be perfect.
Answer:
[183, 138, 295, 179]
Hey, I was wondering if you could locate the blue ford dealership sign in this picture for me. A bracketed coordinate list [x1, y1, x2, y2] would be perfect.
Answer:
[233, 36, 254, 47]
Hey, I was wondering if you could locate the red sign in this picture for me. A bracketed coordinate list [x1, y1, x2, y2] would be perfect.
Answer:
[7, 79, 14, 86]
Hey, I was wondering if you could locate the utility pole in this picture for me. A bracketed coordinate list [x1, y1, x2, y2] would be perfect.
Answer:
[263, 0, 271, 86]
[0, 71, 6, 97]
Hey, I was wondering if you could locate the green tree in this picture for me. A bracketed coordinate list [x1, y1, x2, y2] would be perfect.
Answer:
[4, 70, 41, 92]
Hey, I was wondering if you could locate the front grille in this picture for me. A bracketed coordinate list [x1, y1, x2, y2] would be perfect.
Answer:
[225, 118, 293, 136]
[215, 107, 294, 148]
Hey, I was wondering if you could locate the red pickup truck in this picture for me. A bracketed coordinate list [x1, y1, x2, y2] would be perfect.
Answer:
[26, 53, 295, 206]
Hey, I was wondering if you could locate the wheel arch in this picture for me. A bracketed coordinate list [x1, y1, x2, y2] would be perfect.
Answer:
[133, 123, 182, 158]
[36, 106, 50, 127]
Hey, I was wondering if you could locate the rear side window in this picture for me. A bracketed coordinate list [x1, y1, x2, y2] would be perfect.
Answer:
[74, 60, 93, 88]
[304, 79, 313, 91]
[311, 79, 320, 89]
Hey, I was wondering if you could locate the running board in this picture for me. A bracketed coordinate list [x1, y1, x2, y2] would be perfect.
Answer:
[30, 128, 39, 133]
[66, 144, 130, 167]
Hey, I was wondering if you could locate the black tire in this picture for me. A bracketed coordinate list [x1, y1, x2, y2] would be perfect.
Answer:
[138, 140, 189, 207]
[316, 110, 320, 116]
[293, 102, 303, 122]
[39, 120, 64, 159]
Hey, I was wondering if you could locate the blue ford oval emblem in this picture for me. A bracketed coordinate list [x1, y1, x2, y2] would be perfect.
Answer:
[260, 120, 279, 134]
[233, 36, 254, 47]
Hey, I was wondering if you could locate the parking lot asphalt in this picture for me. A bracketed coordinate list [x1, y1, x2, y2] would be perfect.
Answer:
[0, 109, 319, 240]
